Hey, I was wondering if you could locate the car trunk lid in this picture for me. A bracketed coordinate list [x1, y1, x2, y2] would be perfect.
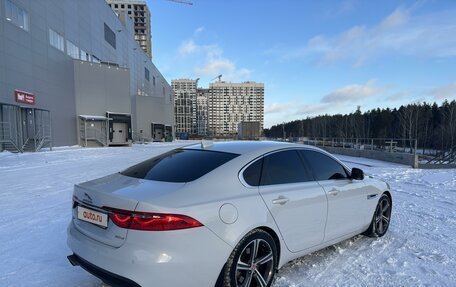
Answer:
[72, 173, 185, 247]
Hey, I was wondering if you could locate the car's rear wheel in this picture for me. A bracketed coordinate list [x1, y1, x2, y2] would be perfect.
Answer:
[364, 193, 392, 237]
[221, 229, 278, 287]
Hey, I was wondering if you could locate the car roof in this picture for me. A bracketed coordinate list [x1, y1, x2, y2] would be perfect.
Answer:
[183, 140, 321, 156]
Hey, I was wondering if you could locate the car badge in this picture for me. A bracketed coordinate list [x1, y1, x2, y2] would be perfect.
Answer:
[83, 192, 93, 203]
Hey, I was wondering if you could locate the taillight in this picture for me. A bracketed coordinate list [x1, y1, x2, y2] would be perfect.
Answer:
[105, 207, 203, 231]
[110, 213, 131, 229]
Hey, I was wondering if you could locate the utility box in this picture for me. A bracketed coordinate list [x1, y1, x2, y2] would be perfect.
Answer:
[237, 121, 261, 140]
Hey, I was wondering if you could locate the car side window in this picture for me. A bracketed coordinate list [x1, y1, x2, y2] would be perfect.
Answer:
[243, 158, 263, 186]
[299, 150, 348, 181]
[260, 150, 313, 186]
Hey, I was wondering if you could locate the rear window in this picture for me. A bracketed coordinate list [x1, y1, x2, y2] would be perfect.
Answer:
[121, 149, 239, 182]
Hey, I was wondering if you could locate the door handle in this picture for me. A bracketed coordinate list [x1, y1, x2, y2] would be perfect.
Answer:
[328, 189, 339, 196]
[272, 196, 289, 205]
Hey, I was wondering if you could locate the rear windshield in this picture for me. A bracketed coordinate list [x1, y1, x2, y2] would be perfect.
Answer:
[121, 149, 239, 182]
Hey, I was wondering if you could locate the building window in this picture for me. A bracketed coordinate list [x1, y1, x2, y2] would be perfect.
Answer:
[121, 4, 124, 8]
[128, 4, 131, 8]
[66, 40, 79, 59]
[145, 67, 150, 81]
[5, 0, 29, 31]
[80, 49, 91, 61]
[114, 4, 118, 8]
[104, 23, 116, 49]
[49, 28, 64, 52]
[153, 76, 156, 86]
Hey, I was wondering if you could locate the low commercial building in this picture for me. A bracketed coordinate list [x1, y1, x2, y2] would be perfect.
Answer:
[238, 121, 261, 140]
[0, 0, 173, 152]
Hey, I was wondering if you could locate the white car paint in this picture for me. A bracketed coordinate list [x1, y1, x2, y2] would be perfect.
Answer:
[67, 141, 390, 287]
[258, 181, 328, 252]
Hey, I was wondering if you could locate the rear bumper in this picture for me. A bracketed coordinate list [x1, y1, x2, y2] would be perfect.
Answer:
[68, 253, 140, 287]
[67, 221, 232, 287]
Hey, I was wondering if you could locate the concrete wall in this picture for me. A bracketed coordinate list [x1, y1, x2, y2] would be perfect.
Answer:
[133, 94, 174, 140]
[0, 0, 173, 147]
[74, 60, 130, 116]
[319, 146, 419, 168]
[0, 0, 78, 145]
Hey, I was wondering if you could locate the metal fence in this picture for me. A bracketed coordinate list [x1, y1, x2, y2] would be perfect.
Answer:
[0, 102, 52, 152]
[300, 137, 418, 155]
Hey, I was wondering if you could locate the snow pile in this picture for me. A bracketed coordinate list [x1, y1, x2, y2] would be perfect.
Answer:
[0, 144, 455, 286]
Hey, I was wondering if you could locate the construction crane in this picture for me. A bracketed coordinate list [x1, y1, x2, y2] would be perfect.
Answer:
[166, 0, 193, 5]
[212, 74, 222, 82]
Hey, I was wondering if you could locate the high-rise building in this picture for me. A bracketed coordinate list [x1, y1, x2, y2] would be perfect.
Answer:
[106, 0, 152, 58]
[207, 82, 264, 137]
[172, 79, 197, 136]
[196, 89, 209, 136]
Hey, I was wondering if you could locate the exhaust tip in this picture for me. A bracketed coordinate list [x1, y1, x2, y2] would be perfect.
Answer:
[67, 254, 80, 266]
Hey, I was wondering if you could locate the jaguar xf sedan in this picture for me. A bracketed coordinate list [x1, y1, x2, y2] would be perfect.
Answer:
[67, 141, 392, 287]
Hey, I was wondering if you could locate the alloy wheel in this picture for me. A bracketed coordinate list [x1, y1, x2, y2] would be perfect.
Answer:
[235, 239, 275, 287]
[375, 196, 392, 235]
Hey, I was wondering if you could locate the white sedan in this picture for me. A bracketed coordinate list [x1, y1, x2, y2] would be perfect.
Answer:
[67, 141, 392, 287]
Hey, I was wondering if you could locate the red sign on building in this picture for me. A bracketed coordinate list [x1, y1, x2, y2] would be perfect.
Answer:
[15, 90, 35, 105]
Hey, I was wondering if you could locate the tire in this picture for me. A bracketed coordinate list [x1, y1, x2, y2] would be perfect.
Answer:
[363, 193, 392, 237]
[220, 229, 278, 287]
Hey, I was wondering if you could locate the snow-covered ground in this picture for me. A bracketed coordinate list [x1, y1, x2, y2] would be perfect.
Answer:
[0, 143, 455, 287]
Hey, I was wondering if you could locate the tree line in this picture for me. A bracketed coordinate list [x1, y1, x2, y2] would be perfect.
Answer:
[264, 100, 456, 152]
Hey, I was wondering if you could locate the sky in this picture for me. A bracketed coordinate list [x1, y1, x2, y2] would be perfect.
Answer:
[148, 0, 456, 128]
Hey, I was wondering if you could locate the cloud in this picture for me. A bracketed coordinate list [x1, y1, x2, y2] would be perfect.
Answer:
[339, 0, 357, 14]
[195, 58, 234, 75]
[264, 80, 385, 127]
[293, 104, 332, 116]
[321, 80, 382, 103]
[194, 58, 251, 81]
[323, 0, 358, 18]
[265, 102, 294, 114]
[178, 40, 198, 56]
[378, 7, 409, 30]
[273, 7, 456, 66]
[385, 91, 411, 102]
[194, 26, 205, 35]
[429, 82, 456, 100]
[177, 37, 252, 82]
[265, 101, 334, 119]
[177, 39, 221, 58]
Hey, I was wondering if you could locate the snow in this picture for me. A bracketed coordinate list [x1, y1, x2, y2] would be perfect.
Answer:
[1, 143, 455, 287]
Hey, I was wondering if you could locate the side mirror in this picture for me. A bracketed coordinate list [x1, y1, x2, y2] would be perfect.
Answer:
[351, 168, 364, 180]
